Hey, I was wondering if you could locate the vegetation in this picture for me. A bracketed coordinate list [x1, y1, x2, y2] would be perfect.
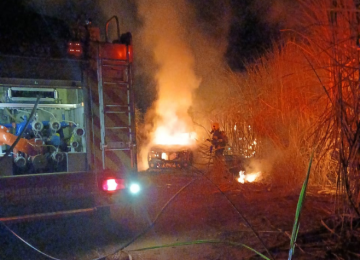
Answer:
[194, 0, 360, 254]
[203, 0, 360, 204]
[135, 0, 360, 256]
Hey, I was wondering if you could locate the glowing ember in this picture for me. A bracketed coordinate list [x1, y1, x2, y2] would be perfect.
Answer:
[238, 171, 261, 184]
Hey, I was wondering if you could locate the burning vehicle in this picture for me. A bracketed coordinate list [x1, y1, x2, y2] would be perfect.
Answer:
[148, 145, 193, 169]
[145, 129, 196, 170]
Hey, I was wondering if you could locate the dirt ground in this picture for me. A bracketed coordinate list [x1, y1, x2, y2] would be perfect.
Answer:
[0, 165, 351, 260]
[202, 169, 338, 259]
[106, 165, 351, 260]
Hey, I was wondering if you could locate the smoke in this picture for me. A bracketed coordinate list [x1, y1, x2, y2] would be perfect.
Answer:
[264, 0, 298, 28]
[135, 0, 204, 169]
[137, 0, 201, 124]
[24, 0, 242, 171]
[24, 0, 295, 174]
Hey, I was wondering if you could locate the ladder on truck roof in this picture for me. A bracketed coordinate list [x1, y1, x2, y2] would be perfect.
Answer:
[95, 42, 137, 173]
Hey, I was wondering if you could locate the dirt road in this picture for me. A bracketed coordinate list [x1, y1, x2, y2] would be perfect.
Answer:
[108, 169, 335, 260]
[0, 168, 335, 260]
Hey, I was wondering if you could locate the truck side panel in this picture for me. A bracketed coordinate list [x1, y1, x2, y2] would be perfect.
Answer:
[0, 172, 97, 220]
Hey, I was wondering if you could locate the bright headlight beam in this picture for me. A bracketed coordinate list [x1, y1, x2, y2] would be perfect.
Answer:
[129, 183, 140, 194]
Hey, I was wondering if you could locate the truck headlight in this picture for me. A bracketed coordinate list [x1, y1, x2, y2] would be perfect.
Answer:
[129, 183, 140, 194]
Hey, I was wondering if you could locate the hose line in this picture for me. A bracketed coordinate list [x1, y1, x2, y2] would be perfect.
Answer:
[0, 96, 41, 163]
[94, 177, 197, 260]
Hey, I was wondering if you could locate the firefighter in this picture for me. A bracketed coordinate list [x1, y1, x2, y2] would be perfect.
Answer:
[209, 122, 226, 158]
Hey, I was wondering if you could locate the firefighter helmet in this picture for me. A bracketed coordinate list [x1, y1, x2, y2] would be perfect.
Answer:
[212, 122, 219, 130]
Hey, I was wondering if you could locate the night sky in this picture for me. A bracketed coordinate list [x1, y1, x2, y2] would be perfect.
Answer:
[225, 0, 281, 70]
[0, 0, 280, 70]
[0, 0, 284, 112]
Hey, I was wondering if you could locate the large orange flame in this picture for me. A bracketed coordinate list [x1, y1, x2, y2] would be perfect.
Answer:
[153, 126, 196, 146]
[137, 0, 201, 170]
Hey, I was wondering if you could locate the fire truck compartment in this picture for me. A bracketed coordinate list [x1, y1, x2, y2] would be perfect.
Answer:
[0, 84, 87, 175]
[0, 14, 138, 222]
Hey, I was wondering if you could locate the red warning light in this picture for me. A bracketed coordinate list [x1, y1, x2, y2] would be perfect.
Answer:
[67, 42, 83, 57]
[102, 178, 125, 192]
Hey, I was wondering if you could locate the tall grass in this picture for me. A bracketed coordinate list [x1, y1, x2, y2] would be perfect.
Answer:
[194, 1, 360, 210]
[289, 154, 313, 260]
[292, 0, 360, 216]
[194, 41, 327, 188]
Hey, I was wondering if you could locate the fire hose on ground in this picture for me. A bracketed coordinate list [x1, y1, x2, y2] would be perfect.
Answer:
[95, 165, 274, 260]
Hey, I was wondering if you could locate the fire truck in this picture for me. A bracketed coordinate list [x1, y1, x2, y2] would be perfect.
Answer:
[0, 16, 140, 222]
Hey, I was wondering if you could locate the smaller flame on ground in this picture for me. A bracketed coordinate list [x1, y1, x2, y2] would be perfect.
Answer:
[238, 171, 261, 184]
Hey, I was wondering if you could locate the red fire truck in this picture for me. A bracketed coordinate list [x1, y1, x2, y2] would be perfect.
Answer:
[0, 16, 140, 222]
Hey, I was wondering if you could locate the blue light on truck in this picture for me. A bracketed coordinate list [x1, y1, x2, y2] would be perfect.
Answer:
[129, 183, 140, 194]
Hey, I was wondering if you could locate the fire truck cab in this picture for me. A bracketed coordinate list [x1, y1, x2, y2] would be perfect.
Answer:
[0, 16, 139, 222]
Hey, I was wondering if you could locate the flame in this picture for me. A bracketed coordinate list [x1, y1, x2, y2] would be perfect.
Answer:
[137, 0, 201, 170]
[153, 126, 196, 146]
[238, 171, 261, 184]
[161, 152, 167, 160]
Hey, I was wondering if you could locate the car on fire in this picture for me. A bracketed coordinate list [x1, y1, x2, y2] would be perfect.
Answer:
[148, 145, 193, 170]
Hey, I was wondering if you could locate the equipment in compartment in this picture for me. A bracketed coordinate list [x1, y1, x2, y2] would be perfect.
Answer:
[0, 155, 13, 176]
[67, 152, 87, 172]
[0, 87, 86, 174]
